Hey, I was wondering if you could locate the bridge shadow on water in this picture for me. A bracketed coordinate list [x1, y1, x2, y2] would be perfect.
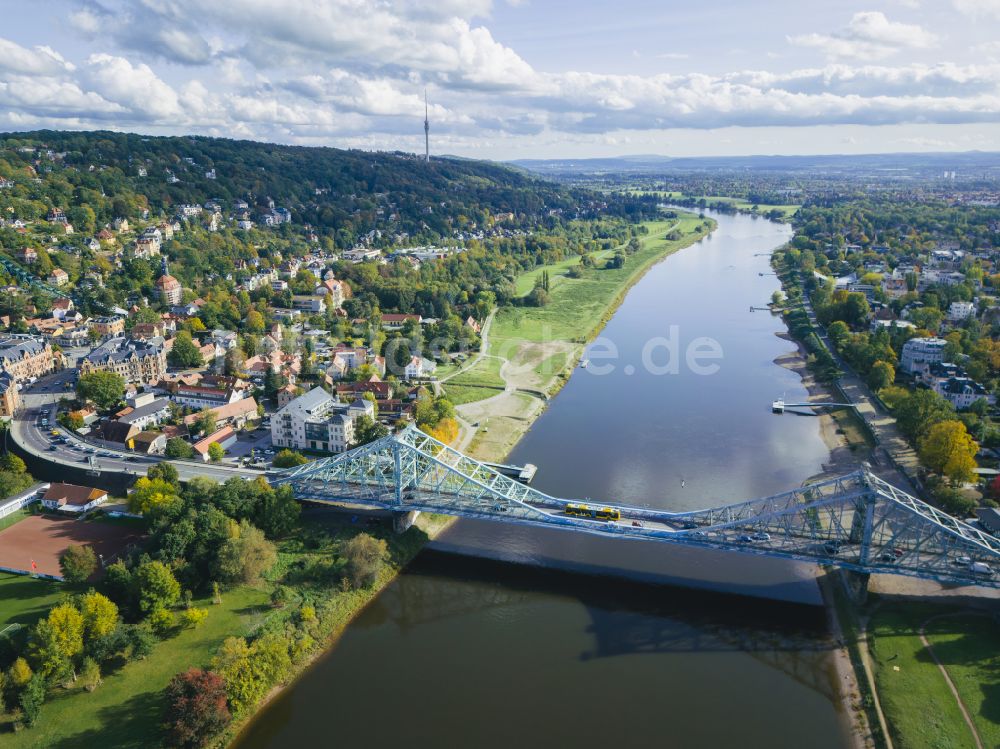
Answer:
[362, 549, 844, 701]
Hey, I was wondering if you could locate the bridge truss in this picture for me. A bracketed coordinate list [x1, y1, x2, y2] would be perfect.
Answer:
[271, 425, 1000, 588]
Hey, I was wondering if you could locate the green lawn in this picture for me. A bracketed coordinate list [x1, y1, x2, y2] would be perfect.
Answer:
[0, 507, 32, 533]
[492, 215, 712, 346]
[1, 586, 271, 749]
[445, 355, 505, 390]
[0, 573, 63, 630]
[443, 384, 504, 406]
[868, 604, 1000, 749]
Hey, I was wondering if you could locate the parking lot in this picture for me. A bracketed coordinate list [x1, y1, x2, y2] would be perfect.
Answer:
[225, 424, 274, 465]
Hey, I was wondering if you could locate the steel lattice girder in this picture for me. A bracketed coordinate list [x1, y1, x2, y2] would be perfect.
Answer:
[270, 425, 1000, 588]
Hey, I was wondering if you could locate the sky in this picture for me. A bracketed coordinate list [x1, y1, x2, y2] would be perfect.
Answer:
[0, 0, 999, 159]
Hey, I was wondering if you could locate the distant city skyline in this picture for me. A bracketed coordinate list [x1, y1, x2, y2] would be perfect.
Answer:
[1, 1, 999, 159]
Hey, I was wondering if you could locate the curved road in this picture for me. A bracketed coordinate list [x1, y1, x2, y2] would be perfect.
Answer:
[11, 370, 266, 484]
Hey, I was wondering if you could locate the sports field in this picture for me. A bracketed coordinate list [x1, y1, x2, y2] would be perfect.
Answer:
[0, 514, 143, 578]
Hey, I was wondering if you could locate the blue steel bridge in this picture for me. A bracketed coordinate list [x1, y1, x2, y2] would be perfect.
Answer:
[271, 425, 1000, 589]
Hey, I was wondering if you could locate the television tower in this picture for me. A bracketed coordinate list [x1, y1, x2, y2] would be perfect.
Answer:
[423, 89, 430, 162]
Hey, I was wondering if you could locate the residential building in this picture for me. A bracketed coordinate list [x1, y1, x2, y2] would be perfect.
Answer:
[81, 336, 167, 384]
[193, 426, 237, 461]
[899, 337, 948, 375]
[181, 396, 259, 430]
[171, 383, 246, 409]
[404, 356, 437, 380]
[292, 295, 326, 314]
[933, 377, 996, 410]
[0, 372, 20, 418]
[946, 301, 976, 323]
[115, 395, 171, 430]
[156, 262, 183, 305]
[271, 387, 373, 453]
[131, 432, 167, 455]
[41, 483, 108, 513]
[0, 335, 55, 382]
[90, 315, 125, 340]
[47, 268, 68, 286]
[381, 313, 421, 330]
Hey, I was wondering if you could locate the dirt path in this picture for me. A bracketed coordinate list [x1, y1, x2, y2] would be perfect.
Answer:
[919, 615, 985, 749]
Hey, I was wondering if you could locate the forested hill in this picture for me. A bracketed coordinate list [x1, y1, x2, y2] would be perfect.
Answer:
[0, 130, 618, 246]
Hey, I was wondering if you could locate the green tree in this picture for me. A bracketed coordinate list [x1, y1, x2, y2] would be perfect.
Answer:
[19, 673, 46, 727]
[217, 521, 277, 585]
[894, 389, 955, 442]
[135, 560, 181, 614]
[867, 360, 895, 391]
[207, 442, 224, 462]
[342, 533, 388, 588]
[169, 331, 204, 368]
[918, 419, 978, 485]
[194, 408, 217, 436]
[76, 370, 125, 410]
[147, 462, 180, 486]
[165, 437, 195, 459]
[59, 545, 98, 583]
[352, 415, 389, 447]
[272, 449, 308, 468]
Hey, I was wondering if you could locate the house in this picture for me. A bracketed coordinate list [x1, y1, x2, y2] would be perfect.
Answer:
[115, 394, 171, 429]
[41, 483, 109, 513]
[182, 396, 259, 431]
[81, 337, 167, 384]
[404, 356, 437, 380]
[933, 377, 996, 410]
[946, 301, 976, 323]
[89, 315, 126, 340]
[17, 248, 37, 264]
[97, 420, 141, 445]
[193, 426, 237, 461]
[171, 383, 246, 409]
[47, 268, 68, 286]
[277, 383, 300, 409]
[130, 431, 167, 454]
[381, 313, 421, 330]
[270, 387, 371, 453]
[899, 337, 948, 375]
[51, 298, 75, 320]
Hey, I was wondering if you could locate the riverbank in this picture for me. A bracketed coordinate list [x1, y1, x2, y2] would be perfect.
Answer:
[451, 213, 716, 463]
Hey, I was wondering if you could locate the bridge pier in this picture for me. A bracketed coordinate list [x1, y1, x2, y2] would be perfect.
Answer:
[393, 510, 420, 534]
[843, 570, 871, 604]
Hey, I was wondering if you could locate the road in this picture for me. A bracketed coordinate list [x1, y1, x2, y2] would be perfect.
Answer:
[10, 370, 267, 484]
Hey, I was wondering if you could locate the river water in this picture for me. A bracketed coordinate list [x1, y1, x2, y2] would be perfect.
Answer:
[238, 210, 851, 749]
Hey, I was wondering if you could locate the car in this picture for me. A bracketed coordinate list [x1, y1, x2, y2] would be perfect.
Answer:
[952, 556, 972, 567]
[738, 534, 755, 543]
[970, 562, 994, 577]
[678, 520, 698, 530]
[48, 445, 57, 451]
[750, 532, 771, 542]
[124, 456, 136, 462]
[264, 449, 275, 455]
[823, 540, 847, 554]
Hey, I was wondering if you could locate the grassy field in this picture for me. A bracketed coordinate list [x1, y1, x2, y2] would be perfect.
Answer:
[445, 355, 504, 389]
[492, 215, 710, 349]
[444, 384, 503, 406]
[0, 572, 63, 630]
[0, 585, 271, 748]
[0, 507, 31, 533]
[868, 603, 1000, 749]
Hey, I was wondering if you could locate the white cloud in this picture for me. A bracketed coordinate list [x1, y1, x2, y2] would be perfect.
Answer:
[83, 54, 181, 120]
[954, 0, 1000, 18]
[789, 11, 937, 60]
[0, 38, 75, 75]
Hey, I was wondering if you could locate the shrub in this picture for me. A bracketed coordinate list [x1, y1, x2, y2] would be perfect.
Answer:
[79, 657, 101, 692]
[342, 533, 389, 589]
[180, 608, 208, 629]
[149, 607, 176, 635]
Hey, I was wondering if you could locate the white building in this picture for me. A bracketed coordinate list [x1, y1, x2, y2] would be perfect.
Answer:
[946, 301, 976, 323]
[271, 387, 374, 453]
[933, 377, 995, 410]
[404, 356, 437, 380]
[900, 337, 948, 375]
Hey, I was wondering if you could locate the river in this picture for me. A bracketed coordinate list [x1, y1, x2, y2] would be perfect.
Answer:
[237, 210, 852, 749]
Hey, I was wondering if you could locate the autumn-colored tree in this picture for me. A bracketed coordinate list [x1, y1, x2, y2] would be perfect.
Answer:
[135, 560, 181, 613]
[164, 669, 231, 748]
[217, 521, 277, 585]
[79, 591, 119, 639]
[127, 477, 181, 516]
[918, 419, 978, 485]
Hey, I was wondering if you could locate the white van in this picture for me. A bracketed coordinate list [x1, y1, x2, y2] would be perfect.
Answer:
[970, 562, 994, 577]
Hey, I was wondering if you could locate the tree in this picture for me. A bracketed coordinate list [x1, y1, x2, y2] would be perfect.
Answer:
[19, 674, 46, 727]
[352, 415, 388, 447]
[165, 437, 195, 459]
[919, 419, 978, 485]
[207, 442, 225, 462]
[342, 533, 388, 588]
[180, 608, 208, 628]
[135, 560, 181, 614]
[194, 408, 217, 436]
[79, 591, 119, 640]
[217, 521, 277, 585]
[169, 331, 204, 368]
[894, 389, 955, 442]
[272, 449, 308, 468]
[59, 545, 97, 583]
[127, 477, 181, 516]
[164, 669, 231, 748]
[147, 462, 179, 486]
[867, 360, 895, 391]
[30, 606, 83, 681]
[76, 370, 125, 410]
[8, 656, 33, 687]
[253, 486, 300, 539]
